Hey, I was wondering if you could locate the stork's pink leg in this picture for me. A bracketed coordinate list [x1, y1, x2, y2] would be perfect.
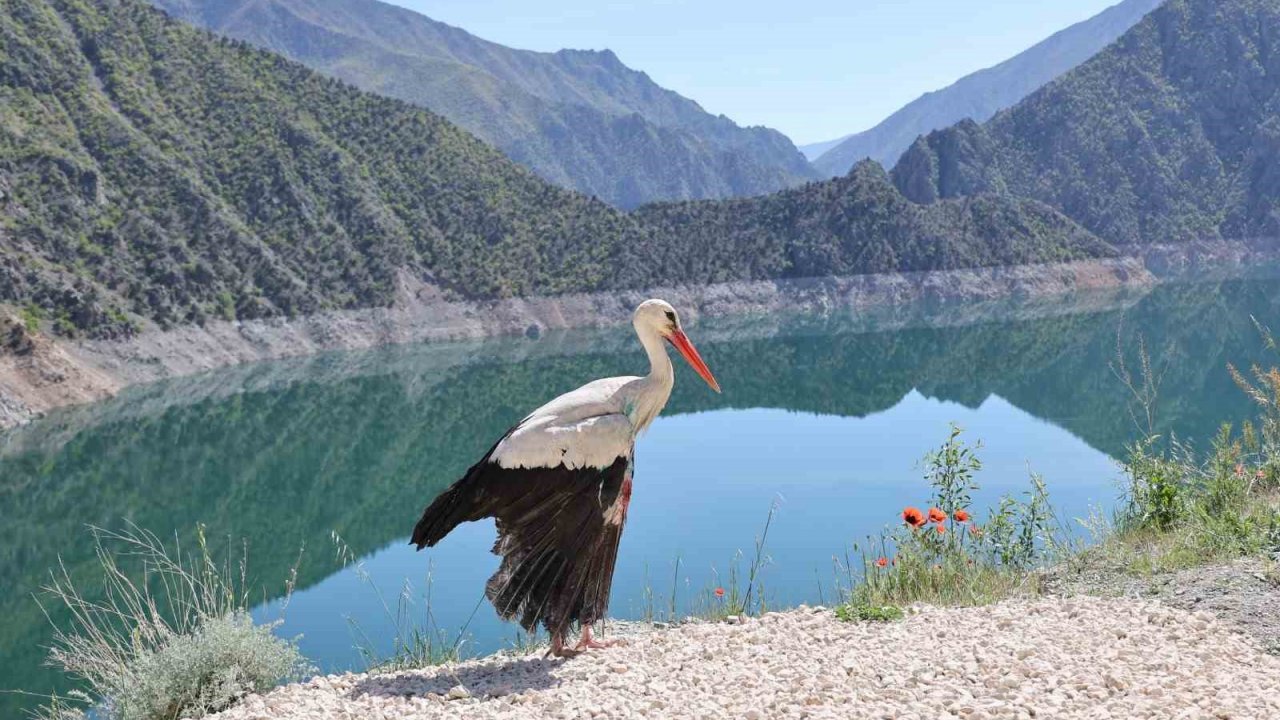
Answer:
[546, 631, 582, 658]
[574, 623, 626, 651]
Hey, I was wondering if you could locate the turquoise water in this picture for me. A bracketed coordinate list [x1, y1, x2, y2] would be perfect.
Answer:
[1, 277, 1276, 715]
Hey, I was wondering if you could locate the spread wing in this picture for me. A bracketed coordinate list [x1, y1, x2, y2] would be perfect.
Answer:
[410, 377, 639, 550]
[409, 376, 644, 634]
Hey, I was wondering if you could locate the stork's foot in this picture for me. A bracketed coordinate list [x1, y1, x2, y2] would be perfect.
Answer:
[546, 633, 582, 659]
[574, 624, 627, 651]
[574, 638, 620, 650]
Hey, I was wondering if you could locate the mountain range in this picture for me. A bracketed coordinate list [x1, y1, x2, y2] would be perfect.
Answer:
[889, 0, 1280, 246]
[811, 0, 1165, 175]
[0, 0, 1104, 339]
[6, 0, 1279, 343]
[146, 0, 819, 209]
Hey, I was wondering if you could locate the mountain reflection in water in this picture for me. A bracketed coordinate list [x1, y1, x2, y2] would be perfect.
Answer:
[2, 277, 1278, 716]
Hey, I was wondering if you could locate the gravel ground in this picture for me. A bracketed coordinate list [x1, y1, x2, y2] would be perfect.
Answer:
[209, 597, 1279, 720]
[1046, 557, 1280, 655]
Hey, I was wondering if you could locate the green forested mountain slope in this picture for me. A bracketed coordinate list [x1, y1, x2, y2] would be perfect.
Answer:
[0, 0, 1108, 339]
[0, 0, 648, 335]
[890, 0, 1280, 246]
[812, 0, 1163, 175]
[634, 162, 1109, 284]
[147, 0, 819, 209]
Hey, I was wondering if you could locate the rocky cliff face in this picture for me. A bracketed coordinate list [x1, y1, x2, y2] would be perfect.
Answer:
[0, 312, 120, 430]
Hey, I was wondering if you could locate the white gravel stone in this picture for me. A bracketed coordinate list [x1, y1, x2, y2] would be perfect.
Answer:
[206, 598, 1280, 720]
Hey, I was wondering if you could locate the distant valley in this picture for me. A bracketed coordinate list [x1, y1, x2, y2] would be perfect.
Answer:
[811, 0, 1164, 175]
[799, 135, 851, 161]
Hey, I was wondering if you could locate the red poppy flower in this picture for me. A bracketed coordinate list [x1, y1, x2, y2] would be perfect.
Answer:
[928, 507, 947, 523]
[954, 509, 971, 523]
[875, 557, 888, 568]
[935, 523, 946, 535]
[902, 507, 926, 528]
[714, 587, 725, 598]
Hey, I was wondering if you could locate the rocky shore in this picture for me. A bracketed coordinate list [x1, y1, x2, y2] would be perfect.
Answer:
[0, 256, 1156, 432]
[205, 597, 1280, 720]
[3, 240, 1277, 432]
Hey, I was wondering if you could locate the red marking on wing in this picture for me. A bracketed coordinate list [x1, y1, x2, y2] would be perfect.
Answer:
[620, 474, 633, 511]
[604, 472, 634, 527]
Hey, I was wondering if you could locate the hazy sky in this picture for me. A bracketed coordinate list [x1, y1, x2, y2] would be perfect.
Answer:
[387, 0, 1126, 145]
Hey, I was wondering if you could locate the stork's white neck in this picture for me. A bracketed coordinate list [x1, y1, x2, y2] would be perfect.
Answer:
[638, 323, 673, 383]
[630, 322, 675, 432]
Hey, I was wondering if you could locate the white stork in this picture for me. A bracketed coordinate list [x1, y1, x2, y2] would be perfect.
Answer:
[411, 299, 720, 657]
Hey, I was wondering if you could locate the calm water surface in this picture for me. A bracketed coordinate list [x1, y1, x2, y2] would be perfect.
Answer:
[2, 277, 1278, 715]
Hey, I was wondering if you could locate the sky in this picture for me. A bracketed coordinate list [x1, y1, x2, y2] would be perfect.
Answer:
[386, 0, 1126, 146]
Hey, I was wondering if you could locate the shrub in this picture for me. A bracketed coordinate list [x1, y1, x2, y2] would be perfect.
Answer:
[1103, 320, 1280, 570]
[1119, 438, 1187, 532]
[1230, 318, 1280, 488]
[923, 425, 981, 520]
[108, 612, 306, 720]
[1265, 510, 1280, 560]
[1106, 424, 1279, 570]
[980, 474, 1060, 570]
[837, 426, 1062, 613]
[36, 525, 310, 720]
[835, 603, 904, 623]
[20, 303, 43, 333]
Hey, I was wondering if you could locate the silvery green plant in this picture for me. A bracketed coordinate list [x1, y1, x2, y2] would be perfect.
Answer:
[36, 524, 311, 720]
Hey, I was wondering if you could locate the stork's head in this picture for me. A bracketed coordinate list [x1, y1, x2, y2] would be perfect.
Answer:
[634, 299, 721, 393]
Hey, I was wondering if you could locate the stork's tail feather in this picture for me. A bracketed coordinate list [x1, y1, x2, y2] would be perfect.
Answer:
[481, 460, 631, 634]
[410, 455, 632, 636]
[486, 516, 623, 633]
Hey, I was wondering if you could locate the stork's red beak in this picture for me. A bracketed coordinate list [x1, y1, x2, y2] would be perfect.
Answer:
[668, 329, 721, 393]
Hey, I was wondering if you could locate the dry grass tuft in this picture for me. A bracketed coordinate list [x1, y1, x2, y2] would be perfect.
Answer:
[35, 524, 310, 720]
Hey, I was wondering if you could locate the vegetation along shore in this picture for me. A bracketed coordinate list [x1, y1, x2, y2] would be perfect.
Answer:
[6, 242, 1277, 432]
[1, 254, 1151, 431]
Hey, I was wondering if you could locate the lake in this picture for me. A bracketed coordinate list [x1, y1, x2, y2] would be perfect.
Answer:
[2, 275, 1277, 716]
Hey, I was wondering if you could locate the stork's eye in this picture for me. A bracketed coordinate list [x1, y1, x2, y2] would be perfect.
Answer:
[664, 310, 676, 323]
